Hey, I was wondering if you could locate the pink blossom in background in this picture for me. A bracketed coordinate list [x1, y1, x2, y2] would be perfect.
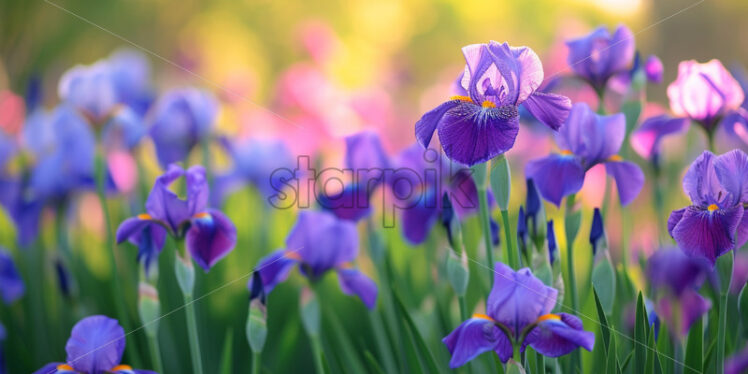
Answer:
[667, 59, 744, 125]
[578, 163, 606, 207]
[107, 150, 138, 194]
[0, 90, 25, 135]
[297, 20, 340, 65]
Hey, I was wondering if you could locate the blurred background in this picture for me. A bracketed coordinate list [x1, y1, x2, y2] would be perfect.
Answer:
[2, 0, 748, 372]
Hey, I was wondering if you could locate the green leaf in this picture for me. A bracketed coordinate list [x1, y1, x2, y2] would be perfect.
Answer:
[364, 350, 387, 374]
[605, 334, 618, 374]
[593, 287, 611, 351]
[621, 100, 643, 135]
[634, 292, 649, 374]
[620, 351, 633, 372]
[325, 309, 368, 374]
[591, 258, 616, 315]
[657, 322, 672, 374]
[684, 316, 703, 374]
[392, 291, 442, 374]
[489, 155, 511, 210]
[703, 339, 716, 373]
[219, 329, 233, 374]
[645, 326, 656, 374]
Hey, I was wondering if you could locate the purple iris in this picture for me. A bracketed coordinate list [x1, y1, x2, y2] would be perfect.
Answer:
[547, 220, 557, 265]
[147, 88, 218, 168]
[630, 115, 689, 165]
[319, 131, 389, 221]
[565, 25, 635, 93]
[415, 41, 571, 166]
[58, 48, 153, 123]
[389, 144, 484, 245]
[116, 164, 237, 273]
[249, 210, 377, 309]
[443, 262, 593, 367]
[525, 102, 645, 206]
[644, 55, 664, 84]
[33, 315, 156, 374]
[726, 345, 748, 374]
[0, 248, 24, 304]
[646, 249, 712, 337]
[668, 150, 748, 265]
[214, 137, 295, 205]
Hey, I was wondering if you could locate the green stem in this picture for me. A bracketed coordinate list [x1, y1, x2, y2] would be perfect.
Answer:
[706, 127, 716, 153]
[201, 136, 213, 188]
[147, 332, 164, 374]
[653, 166, 666, 245]
[94, 151, 140, 365]
[184, 293, 205, 374]
[564, 195, 582, 372]
[477, 187, 495, 284]
[513, 341, 521, 362]
[310, 335, 326, 374]
[500, 209, 519, 269]
[458, 296, 469, 322]
[251, 351, 261, 374]
[715, 251, 733, 374]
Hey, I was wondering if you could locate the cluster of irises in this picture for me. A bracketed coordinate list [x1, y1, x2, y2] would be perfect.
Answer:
[1, 23, 748, 374]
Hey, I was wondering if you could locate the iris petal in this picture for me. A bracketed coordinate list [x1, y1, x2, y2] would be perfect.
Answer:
[442, 318, 509, 368]
[521, 92, 571, 131]
[525, 313, 595, 358]
[414, 100, 460, 148]
[65, 315, 125, 374]
[525, 154, 585, 207]
[605, 160, 645, 205]
[671, 205, 743, 265]
[336, 268, 378, 309]
[249, 249, 298, 295]
[185, 209, 237, 271]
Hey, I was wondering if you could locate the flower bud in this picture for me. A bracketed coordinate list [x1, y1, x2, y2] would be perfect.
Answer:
[138, 282, 161, 337]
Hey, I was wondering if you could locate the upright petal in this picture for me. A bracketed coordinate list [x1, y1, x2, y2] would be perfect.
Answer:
[682, 151, 722, 207]
[344, 131, 389, 171]
[0, 249, 24, 304]
[437, 102, 520, 166]
[668, 59, 744, 125]
[713, 149, 748, 205]
[185, 210, 237, 271]
[671, 205, 743, 265]
[145, 164, 190, 230]
[185, 165, 209, 216]
[336, 268, 378, 309]
[486, 263, 558, 334]
[557, 103, 626, 165]
[525, 313, 595, 358]
[604, 160, 645, 205]
[65, 316, 126, 374]
[442, 317, 510, 368]
[521, 92, 571, 131]
[644, 55, 664, 84]
[249, 249, 298, 295]
[525, 154, 585, 207]
[646, 248, 712, 296]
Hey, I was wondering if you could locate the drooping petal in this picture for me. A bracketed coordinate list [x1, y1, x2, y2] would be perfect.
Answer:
[116, 215, 167, 276]
[401, 190, 440, 245]
[630, 115, 689, 160]
[525, 313, 595, 358]
[318, 184, 372, 222]
[565, 25, 634, 90]
[0, 249, 24, 304]
[657, 289, 712, 335]
[486, 263, 558, 335]
[336, 268, 378, 309]
[437, 101, 520, 166]
[442, 317, 510, 368]
[65, 316, 126, 374]
[668, 208, 686, 238]
[525, 154, 585, 207]
[185, 209, 237, 272]
[344, 131, 389, 171]
[604, 159, 645, 205]
[285, 210, 359, 277]
[646, 248, 712, 296]
[671, 205, 743, 265]
[713, 149, 748, 206]
[521, 92, 571, 131]
[248, 249, 298, 295]
[414, 100, 460, 148]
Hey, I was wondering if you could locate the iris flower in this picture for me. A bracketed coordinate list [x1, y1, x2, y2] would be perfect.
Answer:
[525, 102, 644, 206]
[646, 249, 712, 337]
[116, 164, 237, 274]
[668, 150, 748, 265]
[565, 25, 635, 93]
[33, 315, 156, 374]
[415, 41, 571, 166]
[319, 131, 389, 221]
[443, 262, 593, 368]
[0, 248, 24, 304]
[249, 210, 377, 309]
[644, 55, 664, 84]
[147, 88, 218, 167]
[630, 115, 689, 166]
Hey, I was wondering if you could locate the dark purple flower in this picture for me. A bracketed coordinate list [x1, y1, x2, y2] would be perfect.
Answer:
[442, 262, 593, 367]
[248, 210, 377, 309]
[547, 220, 557, 265]
[415, 42, 571, 166]
[116, 164, 236, 273]
[0, 249, 24, 304]
[589, 208, 605, 255]
[0, 175, 44, 246]
[526, 103, 645, 206]
[214, 137, 294, 205]
[389, 144, 485, 245]
[565, 25, 635, 92]
[630, 115, 689, 163]
[668, 150, 748, 265]
[668, 59, 744, 130]
[34, 315, 157, 374]
[644, 55, 664, 84]
[320, 131, 389, 221]
[646, 249, 712, 336]
[726, 345, 748, 374]
[58, 49, 152, 123]
[147, 88, 218, 167]
[517, 206, 528, 253]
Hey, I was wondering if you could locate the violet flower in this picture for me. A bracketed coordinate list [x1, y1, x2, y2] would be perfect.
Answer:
[565, 25, 635, 93]
[667, 59, 745, 134]
[33, 315, 156, 374]
[415, 41, 571, 166]
[0, 249, 24, 304]
[116, 164, 237, 273]
[443, 262, 593, 367]
[668, 150, 748, 265]
[249, 210, 377, 309]
[646, 249, 712, 337]
[630, 115, 689, 166]
[526, 102, 645, 206]
[726, 345, 748, 374]
[644, 55, 664, 84]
